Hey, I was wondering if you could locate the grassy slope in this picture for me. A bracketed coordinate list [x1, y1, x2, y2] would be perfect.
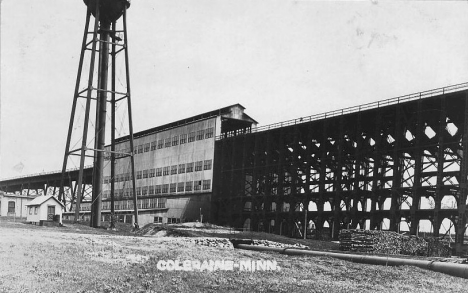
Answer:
[1, 221, 467, 293]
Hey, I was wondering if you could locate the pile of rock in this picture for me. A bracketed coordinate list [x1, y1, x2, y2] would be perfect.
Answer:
[194, 238, 234, 249]
[425, 237, 452, 257]
[339, 229, 451, 257]
[252, 239, 308, 249]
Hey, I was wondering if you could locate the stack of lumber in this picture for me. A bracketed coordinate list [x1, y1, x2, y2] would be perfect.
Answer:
[339, 229, 378, 253]
[339, 229, 451, 257]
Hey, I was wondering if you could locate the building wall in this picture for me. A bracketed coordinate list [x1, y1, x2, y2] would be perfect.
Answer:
[0, 195, 32, 218]
[26, 206, 42, 223]
[100, 117, 219, 224]
[137, 193, 211, 226]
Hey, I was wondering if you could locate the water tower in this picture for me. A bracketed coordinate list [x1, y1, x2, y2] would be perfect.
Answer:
[59, 0, 138, 228]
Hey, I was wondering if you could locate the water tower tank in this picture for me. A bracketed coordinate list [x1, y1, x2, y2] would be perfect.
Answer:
[83, 0, 130, 24]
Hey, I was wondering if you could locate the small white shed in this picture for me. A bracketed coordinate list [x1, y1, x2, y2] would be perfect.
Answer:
[26, 195, 65, 225]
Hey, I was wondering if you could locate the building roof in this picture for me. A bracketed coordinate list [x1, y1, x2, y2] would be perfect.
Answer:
[26, 195, 65, 207]
[116, 103, 257, 143]
[1, 193, 35, 200]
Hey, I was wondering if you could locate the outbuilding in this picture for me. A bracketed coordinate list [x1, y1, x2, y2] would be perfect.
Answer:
[0, 192, 35, 219]
[26, 195, 65, 225]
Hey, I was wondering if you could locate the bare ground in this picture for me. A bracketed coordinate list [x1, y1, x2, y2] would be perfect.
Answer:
[1, 221, 468, 293]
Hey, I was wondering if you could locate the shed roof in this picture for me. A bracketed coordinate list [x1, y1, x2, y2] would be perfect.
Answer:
[26, 195, 65, 207]
[1, 194, 35, 200]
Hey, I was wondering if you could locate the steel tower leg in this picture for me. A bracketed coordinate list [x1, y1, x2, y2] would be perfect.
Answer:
[90, 20, 110, 228]
[110, 20, 117, 229]
[58, 7, 91, 208]
[123, 7, 139, 227]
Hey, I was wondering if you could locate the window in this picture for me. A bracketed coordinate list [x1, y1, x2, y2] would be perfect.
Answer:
[188, 132, 195, 143]
[138, 145, 143, 154]
[163, 166, 170, 176]
[194, 180, 202, 191]
[157, 139, 164, 149]
[178, 164, 185, 174]
[205, 127, 214, 139]
[155, 185, 162, 194]
[154, 217, 163, 223]
[142, 186, 148, 196]
[186, 162, 194, 173]
[177, 182, 185, 192]
[143, 169, 149, 179]
[203, 159, 212, 170]
[136, 171, 142, 179]
[171, 165, 178, 175]
[149, 198, 157, 208]
[172, 135, 179, 146]
[185, 181, 193, 192]
[149, 168, 155, 178]
[34, 207, 38, 215]
[151, 141, 157, 151]
[196, 130, 205, 140]
[133, 146, 138, 154]
[136, 187, 141, 196]
[158, 198, 166, 208]
[28, 207, 32, 215]
[124, 189, 130, 198]
[165, 138, 171, 148]
[195, 161, 203, 171]
[180, 134, 187, 144]
[168, 218, 181, 224]
[144, 143, 150, 152]
[8, 201, 15, 214]
[156, 168, 162, 177]
[170, 183, 177, 193]
[149, 186, 154, 195]
[203, 179, 211, 190]
[162, 184, 169, 194]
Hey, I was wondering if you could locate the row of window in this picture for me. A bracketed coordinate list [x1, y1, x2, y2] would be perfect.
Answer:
[110, 127, 215, 159]
[104, 160, 212, 183]
[102, 179, 212, 198]
[28, 206, 38, 215]
[154, 217, 182, 224]
[80, 198, 167, 211]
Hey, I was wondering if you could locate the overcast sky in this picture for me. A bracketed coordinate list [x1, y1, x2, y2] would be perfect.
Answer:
[1, 0, 467, 179]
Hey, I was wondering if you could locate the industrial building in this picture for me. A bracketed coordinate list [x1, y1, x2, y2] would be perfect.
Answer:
[64, 104, 257, 225]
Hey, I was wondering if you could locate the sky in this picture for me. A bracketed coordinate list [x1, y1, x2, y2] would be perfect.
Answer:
[1, 0, 468, 179]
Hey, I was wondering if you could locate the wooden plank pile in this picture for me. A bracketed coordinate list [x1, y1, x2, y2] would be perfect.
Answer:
[339, 229, 451, 257]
